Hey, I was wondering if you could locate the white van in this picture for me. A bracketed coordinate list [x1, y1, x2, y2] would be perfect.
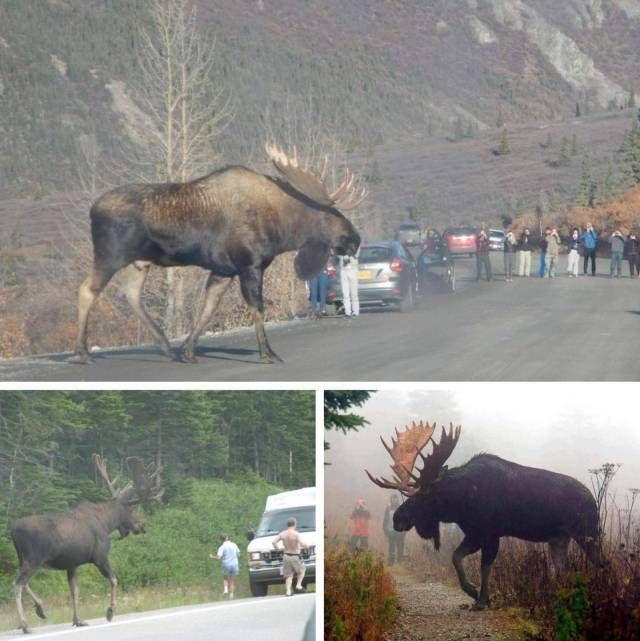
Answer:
[246, 487, 316, 596]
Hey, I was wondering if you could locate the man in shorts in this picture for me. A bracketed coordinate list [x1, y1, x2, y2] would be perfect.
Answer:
[210, 534, 240, 598]
[272, 517, 309, 596]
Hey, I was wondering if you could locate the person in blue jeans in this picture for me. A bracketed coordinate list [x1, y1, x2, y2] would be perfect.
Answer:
[581, 223, 598, 276]
[210, 534, 240, 598]
[308, 264, 329, 319]
[538, 228, 550, 277]
[609, 230, 626, 278]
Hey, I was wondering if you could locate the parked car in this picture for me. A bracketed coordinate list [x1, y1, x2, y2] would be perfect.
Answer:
[394, 222, 423, 246]
[442, 226, 477, 257]
[489, 229, 505, 251]
[327, 241, 418, 312]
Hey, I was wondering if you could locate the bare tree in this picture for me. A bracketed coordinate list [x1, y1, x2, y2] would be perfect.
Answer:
[132, 0, 233, 336]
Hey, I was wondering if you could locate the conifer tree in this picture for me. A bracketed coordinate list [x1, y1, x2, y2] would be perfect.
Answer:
[558, 136, 571, 167]
[495, 128, 510, 155]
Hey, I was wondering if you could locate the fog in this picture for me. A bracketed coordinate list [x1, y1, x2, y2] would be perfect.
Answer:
[325, 387, 640, 538]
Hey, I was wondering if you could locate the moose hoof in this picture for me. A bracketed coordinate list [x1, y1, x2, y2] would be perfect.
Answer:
[106, 607, 114, 622]
[20, 626, 31, 634]
[471, 601, 489, 611]
[261, 351, 283, 364]
[34, 604, 46, 619]
[69, 352, 94, 365]
[180, 348, 198, 364]
[72, 619, 88, 627]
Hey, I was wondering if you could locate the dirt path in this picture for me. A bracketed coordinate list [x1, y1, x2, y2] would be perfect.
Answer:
[385, 566, 527, 641]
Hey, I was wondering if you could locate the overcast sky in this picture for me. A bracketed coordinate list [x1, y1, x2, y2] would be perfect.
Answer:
[325, 386, 640, 522]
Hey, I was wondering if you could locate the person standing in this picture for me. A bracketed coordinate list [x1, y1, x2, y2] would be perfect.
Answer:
[210, 534, 241, 599]
[338, 250, 360, 317]
[625, 232, 640, 278]
[349, 499, 370, 551]
[383, 495, 406, 565]
[504, 230, 517, 282]
[518, 228, 533, 277]
[567, 227, 581, 277]
[538, 228, 550, 277]
[307, 261, 329, 319]
[545, 228, 560, 278]
[609, 230, 626, 278]
[476, 229, 492, 282]
[272, 517, 309, 597]
[581, 223, 598, 276]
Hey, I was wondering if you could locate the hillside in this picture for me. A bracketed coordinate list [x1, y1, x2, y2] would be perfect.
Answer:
[0, 0, 639, 198]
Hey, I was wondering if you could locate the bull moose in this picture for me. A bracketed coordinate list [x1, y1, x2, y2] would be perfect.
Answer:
[72, 144, 365, 365]
[11, 455, 163, 633]
[366, 421, 601, 609]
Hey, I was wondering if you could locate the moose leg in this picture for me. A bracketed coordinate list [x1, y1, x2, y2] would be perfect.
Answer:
[67, 568, 88, 627]
[576, 536, 603, 568]
[72, 266, 117, 364]
[239, 267, 283, 363]
[96, 561, 117, 622]
[119, 261, 175, 360]
[24, 585, 46, 620]
[549, 536, 570, 575]
[475, 538, 500, 610]
[452, 536, 481, 603]
[15, 564, 36, 634]
[180, 273, 233, 363]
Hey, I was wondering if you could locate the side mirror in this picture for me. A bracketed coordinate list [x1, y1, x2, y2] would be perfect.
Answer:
[246, 529, 255, 541]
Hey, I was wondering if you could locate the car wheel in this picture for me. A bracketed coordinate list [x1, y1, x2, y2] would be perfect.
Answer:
[249, 580, 268, 597]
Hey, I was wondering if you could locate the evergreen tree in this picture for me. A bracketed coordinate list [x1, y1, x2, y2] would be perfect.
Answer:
[623, 120, 640, 185]
[576, 156, 596, 207]
[324, 391, 371, 436]
[558, 136, 571, 167]
[495, 128, 510, 156]
[601, 159, 616, 202]
[571, 133, 578, 156]
[496, 108, 504, 128]
[629, 88, 636, 109]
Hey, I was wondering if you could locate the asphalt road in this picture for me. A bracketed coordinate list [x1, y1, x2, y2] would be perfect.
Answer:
[0, 594, 315, 641]
[1, 254, 639, 381]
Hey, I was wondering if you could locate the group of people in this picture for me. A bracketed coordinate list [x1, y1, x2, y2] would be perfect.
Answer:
[209, 517, 309, 598]
[307, 252, 360, 319]
[349, 496, 406, 566]
[477, 223, 640, 281]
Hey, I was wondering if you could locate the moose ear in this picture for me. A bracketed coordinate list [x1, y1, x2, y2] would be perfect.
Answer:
[294, 239, 331, 280]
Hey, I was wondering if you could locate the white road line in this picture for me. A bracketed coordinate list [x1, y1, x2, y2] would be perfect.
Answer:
[5, 594, 314, 640]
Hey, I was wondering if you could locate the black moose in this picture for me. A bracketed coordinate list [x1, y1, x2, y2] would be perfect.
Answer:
[11, 455, 163, 633]
[72, 144, 365, 365]
[366, 421, 601, 609]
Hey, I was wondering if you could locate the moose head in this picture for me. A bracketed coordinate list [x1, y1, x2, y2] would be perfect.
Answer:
[366, 421, 461, 549]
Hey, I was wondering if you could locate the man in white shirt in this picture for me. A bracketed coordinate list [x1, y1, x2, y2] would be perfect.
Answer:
[210, 534, 240, 598]
[338, 250, 360, 317]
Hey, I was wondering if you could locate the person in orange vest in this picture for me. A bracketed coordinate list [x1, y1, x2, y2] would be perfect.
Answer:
[349, 498, 371, 551]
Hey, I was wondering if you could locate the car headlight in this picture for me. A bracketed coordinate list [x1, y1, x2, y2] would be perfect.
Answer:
[249, 552, 261, 561]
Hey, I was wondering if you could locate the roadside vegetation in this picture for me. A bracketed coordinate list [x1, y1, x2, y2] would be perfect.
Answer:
[0, 390, 315, 630]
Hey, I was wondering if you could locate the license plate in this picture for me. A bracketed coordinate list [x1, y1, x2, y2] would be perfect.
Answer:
[358, 270, 371, 281]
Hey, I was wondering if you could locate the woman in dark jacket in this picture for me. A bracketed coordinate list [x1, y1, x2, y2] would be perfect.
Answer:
[625, 232, 640, 278]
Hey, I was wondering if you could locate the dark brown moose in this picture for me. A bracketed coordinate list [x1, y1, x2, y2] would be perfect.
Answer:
[366, 422, 601, 609]
[11, 455, 163, 633]
[72, 144, 365, 364]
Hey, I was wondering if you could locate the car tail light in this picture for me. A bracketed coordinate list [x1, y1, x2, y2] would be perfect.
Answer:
[326, 262, 336, 278]
[390, 257, 404, 272]
[392, 287, 402, 296]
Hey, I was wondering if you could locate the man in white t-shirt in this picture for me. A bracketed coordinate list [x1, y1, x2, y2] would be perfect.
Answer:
[210, 534, 240, 598]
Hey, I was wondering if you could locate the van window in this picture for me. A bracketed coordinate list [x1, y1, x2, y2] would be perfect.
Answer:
[255, 506, 315, 537]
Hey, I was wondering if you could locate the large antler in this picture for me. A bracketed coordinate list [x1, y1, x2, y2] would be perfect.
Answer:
[416, 423, 462, 488]
[126, 457, 165, 503]
[365, 421, 437, 496]
[92, 454, 164, 503]
[265, 142, 367, 210]
[92, 454, 132, 499]
[366, 422, 462, 495]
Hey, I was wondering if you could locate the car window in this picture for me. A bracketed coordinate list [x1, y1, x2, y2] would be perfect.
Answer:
[360, 247, 392, 262]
